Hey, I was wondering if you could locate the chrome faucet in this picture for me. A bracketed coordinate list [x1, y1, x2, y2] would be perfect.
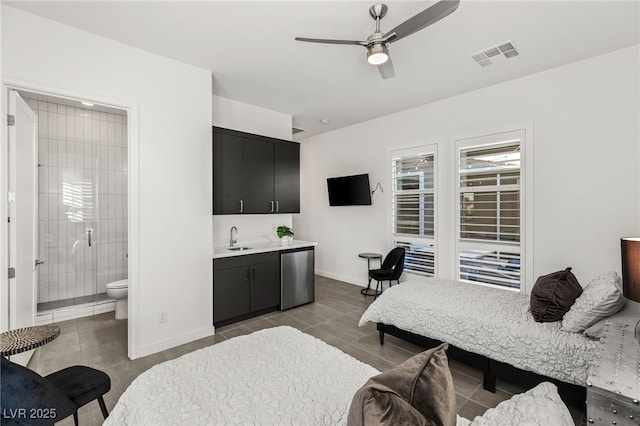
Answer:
[230, 226, 238, 247]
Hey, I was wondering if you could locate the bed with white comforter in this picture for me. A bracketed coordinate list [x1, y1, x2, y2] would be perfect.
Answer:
[105, 326, 378, 425]
[105, 325, 575, 425]
[359, 277, 598, 386]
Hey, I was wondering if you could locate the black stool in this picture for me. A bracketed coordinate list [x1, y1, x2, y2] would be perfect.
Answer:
[46, 365, 111, 424]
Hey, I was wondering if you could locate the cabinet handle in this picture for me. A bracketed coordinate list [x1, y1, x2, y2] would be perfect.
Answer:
[252, 268, 256, 281]
[239, 200, 244, 213]
[275, 200, 279, 212]
[270, 200, 274, 213]
[245, 269, 250, 281]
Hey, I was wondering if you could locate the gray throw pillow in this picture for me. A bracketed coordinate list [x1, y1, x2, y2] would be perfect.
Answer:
[347, 343, 456, 426]
[561, 271, 626, 333]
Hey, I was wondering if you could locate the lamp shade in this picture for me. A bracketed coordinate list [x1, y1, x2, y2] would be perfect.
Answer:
[621, 237, 640, 302]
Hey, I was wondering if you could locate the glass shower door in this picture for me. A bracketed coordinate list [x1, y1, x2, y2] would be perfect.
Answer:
[35, 100, 101, 311]
[30, 96, 128, 313]
[62, 170, 100, 306]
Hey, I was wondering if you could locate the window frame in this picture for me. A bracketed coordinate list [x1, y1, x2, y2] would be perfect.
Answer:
[453, 127, 532, 292]
[389, 144, 438, 277]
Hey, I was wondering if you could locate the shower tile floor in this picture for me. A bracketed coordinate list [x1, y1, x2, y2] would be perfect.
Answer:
[37, 292, 111, 313]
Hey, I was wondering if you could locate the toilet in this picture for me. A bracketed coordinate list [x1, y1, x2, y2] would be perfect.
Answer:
[106, 279, 128, 320]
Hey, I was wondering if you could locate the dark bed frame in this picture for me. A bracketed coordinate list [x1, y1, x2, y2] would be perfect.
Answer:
[377, 322, 586, 410]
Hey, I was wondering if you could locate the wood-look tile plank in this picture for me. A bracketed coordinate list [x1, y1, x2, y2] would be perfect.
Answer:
[24, 275, 583, 422]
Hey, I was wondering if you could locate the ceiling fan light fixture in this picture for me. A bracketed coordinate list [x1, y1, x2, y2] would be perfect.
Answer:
[367, 44, 389, 65]
[296, 0, 460, 78]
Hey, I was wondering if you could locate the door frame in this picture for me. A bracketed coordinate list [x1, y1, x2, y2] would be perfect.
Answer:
[6, 90, 38, 366]
[1, 78, 141, 359]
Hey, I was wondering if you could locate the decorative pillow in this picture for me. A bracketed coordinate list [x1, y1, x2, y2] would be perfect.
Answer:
[584, 316, 613, 340]
[347, 343, 456, 426]
[584, 299, 640, 339]
[468, 382, 573, 426]
[561, 271, 626, 333]
[530, 267, 583, 322]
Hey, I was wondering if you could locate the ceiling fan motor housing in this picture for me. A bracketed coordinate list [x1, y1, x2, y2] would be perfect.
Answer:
[369, 4, 388, 20]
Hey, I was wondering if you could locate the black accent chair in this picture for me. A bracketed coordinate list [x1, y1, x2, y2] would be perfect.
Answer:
[1, 357, 110, 425]
[365, 247, 405, 299]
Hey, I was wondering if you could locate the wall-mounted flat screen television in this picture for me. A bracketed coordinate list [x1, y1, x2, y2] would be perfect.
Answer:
[327, 173, 372, 206]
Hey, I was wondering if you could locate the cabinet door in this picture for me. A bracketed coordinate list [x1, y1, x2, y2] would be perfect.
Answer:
[213, 266, 251, 324]
[274, 142, 300, 213]
[243, 138, 274, 214]
[250, 261, 280, 312]
[213, 130, 244, 214]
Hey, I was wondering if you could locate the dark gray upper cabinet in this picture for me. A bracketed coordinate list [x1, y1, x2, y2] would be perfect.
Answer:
[274, 142, 300, 214]
[213, 130, 244, 214]
[213, 127, 300, 215]
[243, 138, 274, 213]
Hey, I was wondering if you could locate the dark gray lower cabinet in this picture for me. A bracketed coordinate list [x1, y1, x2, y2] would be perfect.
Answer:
[213, 252, 280, 326]
[249, 261, 280, 312]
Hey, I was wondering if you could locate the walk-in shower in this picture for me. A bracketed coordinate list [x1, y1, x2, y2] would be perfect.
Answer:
[22, 93, 128, 314]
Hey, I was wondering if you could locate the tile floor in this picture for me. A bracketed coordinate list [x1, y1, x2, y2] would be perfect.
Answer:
[26, 276, 584, 425]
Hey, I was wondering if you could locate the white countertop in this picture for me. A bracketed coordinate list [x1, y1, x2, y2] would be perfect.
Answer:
[213, 239, 317, 259]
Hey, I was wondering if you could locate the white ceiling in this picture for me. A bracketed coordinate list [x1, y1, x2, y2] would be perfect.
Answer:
[5, 1, 639, 139]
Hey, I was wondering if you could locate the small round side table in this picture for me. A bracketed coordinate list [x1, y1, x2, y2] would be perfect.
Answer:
[0, 325, 61, 357]
[359, 252, 382, 296]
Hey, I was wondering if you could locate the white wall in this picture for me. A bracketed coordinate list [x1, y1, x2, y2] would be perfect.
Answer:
[296, 45, 640, 291]
[212, 95, 300, 249]
[1, 6, 214, 357]
[213, 214, 293, 249]
[212, 95, 292, 141]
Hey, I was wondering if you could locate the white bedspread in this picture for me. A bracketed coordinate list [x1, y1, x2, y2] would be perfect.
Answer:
[359, 277, 598, 385]
[105, 324, 572, 425]
[105, 326, 380, 426]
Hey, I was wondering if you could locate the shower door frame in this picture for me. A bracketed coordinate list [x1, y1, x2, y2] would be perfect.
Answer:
[1, 78, 140, 360]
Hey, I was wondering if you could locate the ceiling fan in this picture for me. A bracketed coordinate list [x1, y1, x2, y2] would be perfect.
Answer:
[295, 0, 460, 79]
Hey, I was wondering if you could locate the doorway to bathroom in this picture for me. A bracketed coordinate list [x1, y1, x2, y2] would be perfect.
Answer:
[17, 90, 129, 321]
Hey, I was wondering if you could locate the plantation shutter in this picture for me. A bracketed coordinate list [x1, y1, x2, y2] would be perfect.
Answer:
[391, 149, 436, 276]
[458, 140, 521, 289]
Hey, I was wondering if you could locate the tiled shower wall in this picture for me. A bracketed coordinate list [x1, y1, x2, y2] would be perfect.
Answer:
[24, 98, 128, 305]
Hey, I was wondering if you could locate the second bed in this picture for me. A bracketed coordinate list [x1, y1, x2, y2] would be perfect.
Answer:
[358, 276, 598, 401]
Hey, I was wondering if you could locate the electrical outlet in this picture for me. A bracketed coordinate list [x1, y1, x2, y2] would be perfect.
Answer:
[159, 311, 167, 323]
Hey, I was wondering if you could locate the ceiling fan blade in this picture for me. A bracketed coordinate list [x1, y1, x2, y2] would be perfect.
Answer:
[295, 37, 367, 46]
[377, 58, 395, 79]
[384, 0, 460, 43]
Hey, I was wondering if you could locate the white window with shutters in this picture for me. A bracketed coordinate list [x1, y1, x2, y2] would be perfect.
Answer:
[390, 145, 437, 276]
[456, 130, 525, 290]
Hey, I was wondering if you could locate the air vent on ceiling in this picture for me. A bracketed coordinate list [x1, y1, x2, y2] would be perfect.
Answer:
[292, 127, 306, 135]
[470, 41, 519, 67]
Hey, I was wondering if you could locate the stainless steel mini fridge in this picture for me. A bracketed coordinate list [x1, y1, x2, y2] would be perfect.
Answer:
[280, 247, 315, 310]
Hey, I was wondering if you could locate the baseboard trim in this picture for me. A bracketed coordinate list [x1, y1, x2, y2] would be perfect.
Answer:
[136, 325, 216, 359]
[315, 269, 366, 287]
